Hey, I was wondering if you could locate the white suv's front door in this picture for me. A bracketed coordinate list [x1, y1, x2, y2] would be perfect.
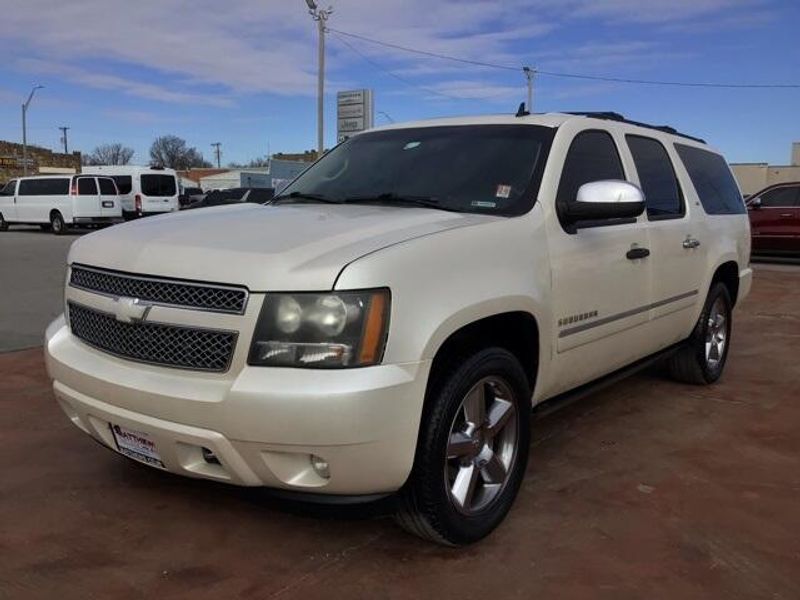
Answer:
[547, 129, 653, 393]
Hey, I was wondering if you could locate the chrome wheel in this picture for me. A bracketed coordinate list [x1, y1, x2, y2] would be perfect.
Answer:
[705, 297, 728, 369]
[445, 376, 518, 515]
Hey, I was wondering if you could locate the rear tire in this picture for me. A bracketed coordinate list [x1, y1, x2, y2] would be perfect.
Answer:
[0, 213, 7, 231]
[50, 211, 67, 235]
[395, 347, 531, 545]
[667, 282, 732, 385]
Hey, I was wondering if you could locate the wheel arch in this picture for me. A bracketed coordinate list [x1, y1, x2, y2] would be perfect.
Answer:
[710, 260, 740, 307]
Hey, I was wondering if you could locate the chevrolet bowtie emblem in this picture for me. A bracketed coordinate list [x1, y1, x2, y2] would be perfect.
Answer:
[113, 297, 151, 324]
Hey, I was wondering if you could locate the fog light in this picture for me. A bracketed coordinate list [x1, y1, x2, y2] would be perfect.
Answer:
[202, 447, 220, 465]
[310, 454, 330, 479]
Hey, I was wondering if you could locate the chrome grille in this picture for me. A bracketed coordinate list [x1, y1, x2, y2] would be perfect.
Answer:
[68, 302, 237, 372]
[70, 265, 248, 314]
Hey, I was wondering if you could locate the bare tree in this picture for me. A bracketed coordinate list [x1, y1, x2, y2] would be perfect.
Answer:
[82, 143, 135, 166]
[149, 135, 211, 169]
[227, 156, 270, 169]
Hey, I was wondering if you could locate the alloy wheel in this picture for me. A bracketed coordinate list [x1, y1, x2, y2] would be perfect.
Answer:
[705, 297, 728, 369]
[445, 376, 518, 515]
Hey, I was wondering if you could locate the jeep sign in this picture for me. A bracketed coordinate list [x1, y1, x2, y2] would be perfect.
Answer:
[337, 89, 374, 143]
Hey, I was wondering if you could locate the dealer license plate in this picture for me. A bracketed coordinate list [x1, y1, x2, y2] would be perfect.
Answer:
[109, 424, 165, 469]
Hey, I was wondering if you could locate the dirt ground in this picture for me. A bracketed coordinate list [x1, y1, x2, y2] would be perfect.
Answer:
[1, 265, 798, 600]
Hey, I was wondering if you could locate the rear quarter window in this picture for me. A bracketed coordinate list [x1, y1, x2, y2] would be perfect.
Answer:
[675, 144, 745, 215]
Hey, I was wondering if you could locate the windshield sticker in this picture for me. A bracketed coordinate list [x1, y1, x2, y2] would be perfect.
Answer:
[403, 141, 421, 150]
[471, 200, 497, 208]
[496, 184, 512, 199]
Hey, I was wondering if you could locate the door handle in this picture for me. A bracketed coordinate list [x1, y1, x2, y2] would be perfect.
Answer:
[626, 247, 650, 260]
[682, 238, 701, 249]
[779, 213, 794, 218]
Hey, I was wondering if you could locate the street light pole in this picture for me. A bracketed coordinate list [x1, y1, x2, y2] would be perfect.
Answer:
[22, 85, 44, 176]
[306, 0, 333, 159]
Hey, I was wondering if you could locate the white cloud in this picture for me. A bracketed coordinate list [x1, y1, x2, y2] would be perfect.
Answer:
[0, 0, 775, 107]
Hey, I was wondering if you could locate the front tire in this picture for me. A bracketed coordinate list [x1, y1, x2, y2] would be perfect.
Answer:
[50, 211, 67, 235]
[395, 348, 531, 545]
[0, 213, 7, 231]
[668, 282, 733, 385]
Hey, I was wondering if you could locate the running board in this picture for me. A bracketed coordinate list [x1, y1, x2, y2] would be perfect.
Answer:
[532, 343, 683, 419]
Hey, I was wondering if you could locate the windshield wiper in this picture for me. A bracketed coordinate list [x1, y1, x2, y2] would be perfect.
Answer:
[271, 191, 342, 205]
[344, 193, 464, 213]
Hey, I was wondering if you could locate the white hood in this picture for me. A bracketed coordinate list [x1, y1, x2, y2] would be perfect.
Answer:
[68, 203, 493, 291]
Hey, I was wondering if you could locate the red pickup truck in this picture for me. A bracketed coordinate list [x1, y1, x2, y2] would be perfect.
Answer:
[747, 182, 800, 254]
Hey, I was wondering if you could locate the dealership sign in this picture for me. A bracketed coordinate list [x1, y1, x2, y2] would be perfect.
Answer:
[337, 89, 374, 143]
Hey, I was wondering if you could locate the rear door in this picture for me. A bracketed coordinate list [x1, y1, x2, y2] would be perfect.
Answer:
[111, 175, 134, 213]
[97, 177, 122, 217]
[748, 185, 800, 252]
[73, 176, 101, 218]
[624, 135, 706, 332]
[140, 173, 178, 213]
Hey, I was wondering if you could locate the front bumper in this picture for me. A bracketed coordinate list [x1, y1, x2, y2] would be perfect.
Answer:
[45, 316, 430, 495]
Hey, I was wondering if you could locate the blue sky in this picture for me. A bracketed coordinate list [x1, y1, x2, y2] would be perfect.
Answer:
[1, 0, 798, 166]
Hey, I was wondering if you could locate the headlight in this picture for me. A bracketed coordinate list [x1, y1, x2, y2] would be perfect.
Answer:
[248, 289, 390, 368]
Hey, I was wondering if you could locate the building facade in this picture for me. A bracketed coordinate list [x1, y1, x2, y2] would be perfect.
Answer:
[731, 142, 800, 196]
[0, 140, 82, 182]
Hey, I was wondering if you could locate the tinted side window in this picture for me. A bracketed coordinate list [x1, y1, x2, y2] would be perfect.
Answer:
[758, 186, 799, 207]
[112, 175, 133, 194]
[77, 177, 98, 195]
[1, 180, 17, 195]
[626, 135, 683, 219]
[98, 178, 117, 195]
[557, 130, 625, 207]
[16, 179, 68, 195]
[675, 144, 745, 215]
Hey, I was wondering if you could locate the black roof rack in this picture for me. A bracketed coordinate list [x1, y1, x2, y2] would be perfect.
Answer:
[566, 111, 706, 144]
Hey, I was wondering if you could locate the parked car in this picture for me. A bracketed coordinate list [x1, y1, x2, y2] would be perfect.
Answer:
[179, 186, 205, 208]
[81, 165, 180, 219]
[45, 111, 751, 545]
[0, 175, 122, 234]
[746, 182, 800, 254]
[183, 187, 274, 210]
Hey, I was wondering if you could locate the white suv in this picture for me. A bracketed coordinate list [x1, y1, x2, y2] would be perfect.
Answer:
[45, 111, 752, 545]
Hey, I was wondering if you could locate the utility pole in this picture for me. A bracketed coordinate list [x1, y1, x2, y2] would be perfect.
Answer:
[305, 0, 333, 159]
[211, 142, 222, 168]
[58, 126, 70, 154]
[523, 66, 535, 112]
[21, 85, 44, 176]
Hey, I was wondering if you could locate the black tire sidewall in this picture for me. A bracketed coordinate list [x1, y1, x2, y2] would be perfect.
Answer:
[411, 348, 531, 545]
[51, 212, 65, 235]
[692, 283, 732, 383]
[0, 213, 7, 231]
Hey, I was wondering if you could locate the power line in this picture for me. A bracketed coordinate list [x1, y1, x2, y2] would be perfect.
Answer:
[331, 30, 514, 101]
[329, 27, 800, 90]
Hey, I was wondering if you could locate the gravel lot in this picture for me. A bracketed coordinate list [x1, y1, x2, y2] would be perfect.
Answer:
[0, 252, 798, 599]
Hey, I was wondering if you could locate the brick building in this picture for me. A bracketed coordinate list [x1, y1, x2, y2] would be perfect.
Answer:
[0, 140, 82, 183]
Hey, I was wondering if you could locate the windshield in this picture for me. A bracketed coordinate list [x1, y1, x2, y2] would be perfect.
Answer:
[278, 125, 554, 216]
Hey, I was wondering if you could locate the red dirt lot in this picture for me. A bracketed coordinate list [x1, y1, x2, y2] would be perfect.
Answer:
[1, 265, 799, 600]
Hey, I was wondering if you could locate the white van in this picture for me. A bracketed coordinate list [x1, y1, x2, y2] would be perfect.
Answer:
[81, 166, 179, 219]
[0, 175, 122, 234]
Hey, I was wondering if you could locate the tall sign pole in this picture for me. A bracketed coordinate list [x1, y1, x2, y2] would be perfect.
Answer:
[306, 1, 333, 159]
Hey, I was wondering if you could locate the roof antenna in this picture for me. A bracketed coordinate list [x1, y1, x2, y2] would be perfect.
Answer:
[515, 102, 530, 117]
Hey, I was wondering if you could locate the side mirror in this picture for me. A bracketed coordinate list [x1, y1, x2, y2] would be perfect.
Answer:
[748, 197, 762, 209]
[563, 180, 646, 224]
